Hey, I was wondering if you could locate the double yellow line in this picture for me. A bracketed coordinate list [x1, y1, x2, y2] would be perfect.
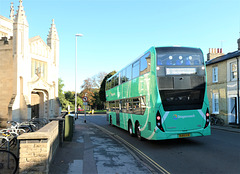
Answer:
[92, 123, 170, 174]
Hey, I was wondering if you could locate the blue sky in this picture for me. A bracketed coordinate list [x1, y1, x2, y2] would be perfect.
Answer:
[1, 0, 240, 92]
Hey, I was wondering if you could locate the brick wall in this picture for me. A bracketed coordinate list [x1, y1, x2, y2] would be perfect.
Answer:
[17, 120, 60, 173]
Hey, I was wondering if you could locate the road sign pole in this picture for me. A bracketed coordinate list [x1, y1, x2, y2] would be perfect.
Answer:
[82, 97, 88, 123]
[84, 104, 86, 123]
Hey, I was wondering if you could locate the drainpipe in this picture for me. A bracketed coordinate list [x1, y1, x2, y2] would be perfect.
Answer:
[237, 57, 240, 125]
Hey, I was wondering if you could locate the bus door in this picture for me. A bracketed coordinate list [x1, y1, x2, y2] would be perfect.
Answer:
[116, 100, 120, 126]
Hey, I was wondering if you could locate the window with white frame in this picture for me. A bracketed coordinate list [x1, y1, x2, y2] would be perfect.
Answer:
[230, 62, 237, 81]
[212, 93, 219, 114]
[212, 67, 218, 83]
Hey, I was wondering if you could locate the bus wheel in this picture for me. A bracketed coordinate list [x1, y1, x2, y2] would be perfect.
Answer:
[135, 122, 143, 141]
[128, 122, 134, 137]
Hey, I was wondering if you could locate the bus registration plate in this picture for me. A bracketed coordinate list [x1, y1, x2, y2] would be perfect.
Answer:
[178, 133, 191, 138]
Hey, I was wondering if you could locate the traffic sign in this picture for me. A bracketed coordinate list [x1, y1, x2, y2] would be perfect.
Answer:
[83, 102, 88, 106]
[82, 96, 88, 102]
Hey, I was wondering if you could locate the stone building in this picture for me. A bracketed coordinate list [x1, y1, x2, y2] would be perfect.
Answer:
[0, 0, 61, 127]
[206, 42, 240, 125]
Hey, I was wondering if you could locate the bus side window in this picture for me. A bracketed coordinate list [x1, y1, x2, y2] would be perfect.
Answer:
[110, 101, 115, 112]
[121, 69, 126, 84]
[116, 100, 119, 112]
[132, 60, 140, 79]
[106, 102, 110, 111]
[115, 75, 119, 86]
[127, 99, 133, 114]
[107, 80, 110, 90]
[122, 99, 126, 113]
[110, 79, 114, 88]
[133, 98, 141, 115]
[140, 96, 146, 115]
[126, 65, 131, 82]
[140, 52, 151, 75]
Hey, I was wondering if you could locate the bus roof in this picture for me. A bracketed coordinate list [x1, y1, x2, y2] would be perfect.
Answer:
[106, 46, 202, 82]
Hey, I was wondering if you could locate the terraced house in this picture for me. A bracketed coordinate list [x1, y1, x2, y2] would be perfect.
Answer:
[0, 1, 61, 127]
[206, 40, 240, 125]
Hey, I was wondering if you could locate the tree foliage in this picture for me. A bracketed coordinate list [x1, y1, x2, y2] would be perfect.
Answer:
[58, 78, 70, 110]
[59, 71, 115, 111]
[58, 78, 83, 111]
[80, 78, 96, 107]
[80, 72, 109, 110]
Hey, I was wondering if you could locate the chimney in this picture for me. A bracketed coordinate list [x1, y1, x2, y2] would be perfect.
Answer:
[207, 48, 225, 61]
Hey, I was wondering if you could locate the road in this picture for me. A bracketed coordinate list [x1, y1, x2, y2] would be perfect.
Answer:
[80, 114, 240, 174]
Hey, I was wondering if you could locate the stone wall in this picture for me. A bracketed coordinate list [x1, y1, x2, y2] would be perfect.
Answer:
[17, 120, 60, 173]
[0, 37, 13, 127]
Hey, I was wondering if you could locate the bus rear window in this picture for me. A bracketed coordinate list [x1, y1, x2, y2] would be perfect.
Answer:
[160, 89, 204, 111]
[157, 54, 203, 66]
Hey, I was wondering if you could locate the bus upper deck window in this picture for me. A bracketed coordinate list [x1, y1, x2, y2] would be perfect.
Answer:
[166, 56, 173, 65]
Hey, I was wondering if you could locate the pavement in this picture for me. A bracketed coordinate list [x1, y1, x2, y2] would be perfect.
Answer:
[49, 117, 151, 174]
[50, 116, 240, 174]
[211, 124, 240, 133]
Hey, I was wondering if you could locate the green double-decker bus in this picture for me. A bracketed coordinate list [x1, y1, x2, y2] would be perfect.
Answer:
[105, 46, 210, 140]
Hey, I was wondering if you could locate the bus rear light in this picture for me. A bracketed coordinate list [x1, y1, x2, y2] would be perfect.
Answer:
[156, 111, 165, 132]
[204, 108, 210, 129]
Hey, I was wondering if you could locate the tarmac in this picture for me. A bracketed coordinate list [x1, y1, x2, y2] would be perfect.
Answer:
[49, 116, 240, 174]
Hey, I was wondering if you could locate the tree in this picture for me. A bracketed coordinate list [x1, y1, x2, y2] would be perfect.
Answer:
[58, 78, 70, 110]
[80, 71, 112, 110]
[58, 78, 83, 111]
[99, 71, 116, 102]
[80, 78, 96, 107]
[64, 91, 83, 110]
[92, 72, 107, 89]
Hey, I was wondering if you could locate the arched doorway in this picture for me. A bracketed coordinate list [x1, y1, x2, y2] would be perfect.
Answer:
[31, 89, 49, 119]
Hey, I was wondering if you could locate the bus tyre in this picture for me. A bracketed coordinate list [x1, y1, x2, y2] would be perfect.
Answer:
[128, 122, 134, 137]
[136, 122, 143, 141]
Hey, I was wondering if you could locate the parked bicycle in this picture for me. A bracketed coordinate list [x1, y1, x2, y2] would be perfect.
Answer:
[0, 149, 18, 174]
[7, 120, 36, 133]
[0, 129, 22, 150]
[210, 114, 224, 126]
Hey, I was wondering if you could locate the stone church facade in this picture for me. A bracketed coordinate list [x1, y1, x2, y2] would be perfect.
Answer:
[0, 1, 61, 127]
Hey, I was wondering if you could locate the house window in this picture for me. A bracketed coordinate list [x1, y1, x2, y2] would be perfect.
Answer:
[212, 67, 218, 83]
[230, 62, 237, 81]
[212, 93, 219, 114]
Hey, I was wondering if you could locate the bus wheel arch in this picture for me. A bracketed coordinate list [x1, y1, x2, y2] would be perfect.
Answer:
[135, 121, 143, 141]
[128, 120, 134, 136]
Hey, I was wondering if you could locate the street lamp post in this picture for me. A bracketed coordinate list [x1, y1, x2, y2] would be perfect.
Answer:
[75, 34, 83, 120]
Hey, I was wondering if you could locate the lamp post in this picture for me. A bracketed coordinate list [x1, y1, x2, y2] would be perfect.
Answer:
[75, 34, 83, 120]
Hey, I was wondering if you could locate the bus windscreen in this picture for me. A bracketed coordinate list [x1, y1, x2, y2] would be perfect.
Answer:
[156, 47, 204, 66]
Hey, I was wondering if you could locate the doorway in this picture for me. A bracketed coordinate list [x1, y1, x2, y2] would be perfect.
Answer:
[31, 92, 40, 118]
[229, 97, 239, 124]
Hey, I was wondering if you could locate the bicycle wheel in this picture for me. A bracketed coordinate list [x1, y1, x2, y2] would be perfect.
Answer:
[210, 117, 215, 125]
[9, 137, 17, 149]
[0, 150, 18, 174]
[216, 118, 224, 126]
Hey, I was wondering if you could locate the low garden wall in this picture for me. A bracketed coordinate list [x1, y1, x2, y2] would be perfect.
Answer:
[17, 119, 63, 174]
